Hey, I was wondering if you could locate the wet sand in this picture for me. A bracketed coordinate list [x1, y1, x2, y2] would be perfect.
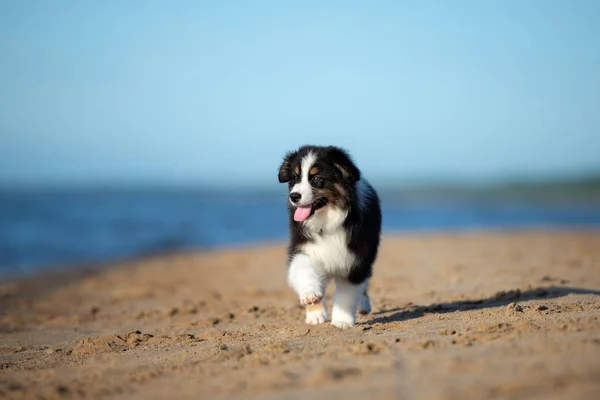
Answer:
[1, 230, 600, 400]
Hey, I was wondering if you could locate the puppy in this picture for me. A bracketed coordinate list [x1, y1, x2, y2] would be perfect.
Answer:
[278, 145, 382, 328]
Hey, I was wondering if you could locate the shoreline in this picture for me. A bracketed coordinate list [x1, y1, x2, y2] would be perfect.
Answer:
[3, 225, 600, 282]
[1, 229, 600, 399]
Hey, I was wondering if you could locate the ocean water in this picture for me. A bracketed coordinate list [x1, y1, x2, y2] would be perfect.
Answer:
[1, 188, 600, 276]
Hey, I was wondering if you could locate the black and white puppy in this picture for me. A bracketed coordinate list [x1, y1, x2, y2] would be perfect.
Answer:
[278, 145, 382, 328]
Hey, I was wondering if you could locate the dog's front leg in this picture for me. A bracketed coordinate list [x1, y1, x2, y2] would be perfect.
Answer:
[287, 254, 328, 324]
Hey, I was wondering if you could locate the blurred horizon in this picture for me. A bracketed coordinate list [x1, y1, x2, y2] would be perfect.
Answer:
[2, 168, 600, 192]
[2, 174, 600, 194]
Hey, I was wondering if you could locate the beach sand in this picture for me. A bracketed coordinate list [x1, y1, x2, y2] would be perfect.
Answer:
[1, 230, 600, 400]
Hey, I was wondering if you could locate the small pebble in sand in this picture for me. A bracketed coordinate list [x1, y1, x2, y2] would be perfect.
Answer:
[506, 302, 523, 314]
[56, 386, 69, 395]
[537, 305, 548, 311]
[44, 348, 55, 354]
[439, 329, 457, 336]
[167, 307, 179, 317]
[219, 344, 228, 351]
[184, 306, 198, 315]
[135, 311, 148, 320]
[418, 340, 436, 349]
[242, 344, 252, 355]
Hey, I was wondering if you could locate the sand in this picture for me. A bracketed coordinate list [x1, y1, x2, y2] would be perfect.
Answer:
[1, 230, 600, 400]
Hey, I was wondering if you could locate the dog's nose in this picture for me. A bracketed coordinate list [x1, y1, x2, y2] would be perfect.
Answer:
[289, 192, 301, 203]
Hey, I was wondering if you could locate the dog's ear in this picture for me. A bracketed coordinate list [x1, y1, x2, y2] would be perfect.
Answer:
[278, 150, 297, 183]
[327, 146, 360, 183]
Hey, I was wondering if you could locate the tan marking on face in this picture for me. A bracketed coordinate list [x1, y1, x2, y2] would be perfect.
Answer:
[335, 162, 350, 178]
[294, 165, 300, 175]
[309, 167, 319, 176]
[306, 303, 324, 312]
[314, 185, 346, 209]
[334, 183, 347, 198]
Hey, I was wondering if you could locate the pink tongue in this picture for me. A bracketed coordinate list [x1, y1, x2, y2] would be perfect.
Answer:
[294, 206, 312, 222]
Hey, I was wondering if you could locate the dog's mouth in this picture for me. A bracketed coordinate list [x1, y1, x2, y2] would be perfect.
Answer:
[293, 198, 328, 222]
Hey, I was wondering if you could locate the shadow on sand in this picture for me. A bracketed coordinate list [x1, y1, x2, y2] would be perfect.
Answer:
[367, 285, 600, 325]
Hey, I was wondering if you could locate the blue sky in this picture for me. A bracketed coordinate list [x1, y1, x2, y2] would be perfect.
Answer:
[1, 0, 599, 188]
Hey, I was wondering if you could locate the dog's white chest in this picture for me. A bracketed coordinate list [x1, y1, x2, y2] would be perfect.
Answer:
[301, 229, 355, 276]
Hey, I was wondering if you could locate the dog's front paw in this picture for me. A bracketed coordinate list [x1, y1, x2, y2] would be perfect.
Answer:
[299, 288, 323, 305]
[305, 304, 328, 325]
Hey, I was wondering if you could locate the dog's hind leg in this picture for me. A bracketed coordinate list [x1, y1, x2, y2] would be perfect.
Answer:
[357, 279, 372, 315]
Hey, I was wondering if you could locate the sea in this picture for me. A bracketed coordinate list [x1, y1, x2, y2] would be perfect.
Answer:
[1, 187, 600, 277]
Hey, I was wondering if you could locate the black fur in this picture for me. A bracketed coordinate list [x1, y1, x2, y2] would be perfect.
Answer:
[278, 145, 382, 285]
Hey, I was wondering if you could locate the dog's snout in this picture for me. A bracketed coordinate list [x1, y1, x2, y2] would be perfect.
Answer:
[289, 192, 301, 203]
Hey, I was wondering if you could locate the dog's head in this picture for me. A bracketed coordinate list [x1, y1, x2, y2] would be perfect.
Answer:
[278, 145, 360, 222]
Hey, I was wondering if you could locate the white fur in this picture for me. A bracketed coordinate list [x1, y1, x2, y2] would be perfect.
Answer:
[290, 151, 317, 207]
[287, 253, 328, 304]
[331, 278, 367, 328]
[303, 204, 347, 236]
[301, 210, 354, 277]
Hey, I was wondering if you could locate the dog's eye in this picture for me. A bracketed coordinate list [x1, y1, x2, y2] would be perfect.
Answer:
[311, 175, 324, 187]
